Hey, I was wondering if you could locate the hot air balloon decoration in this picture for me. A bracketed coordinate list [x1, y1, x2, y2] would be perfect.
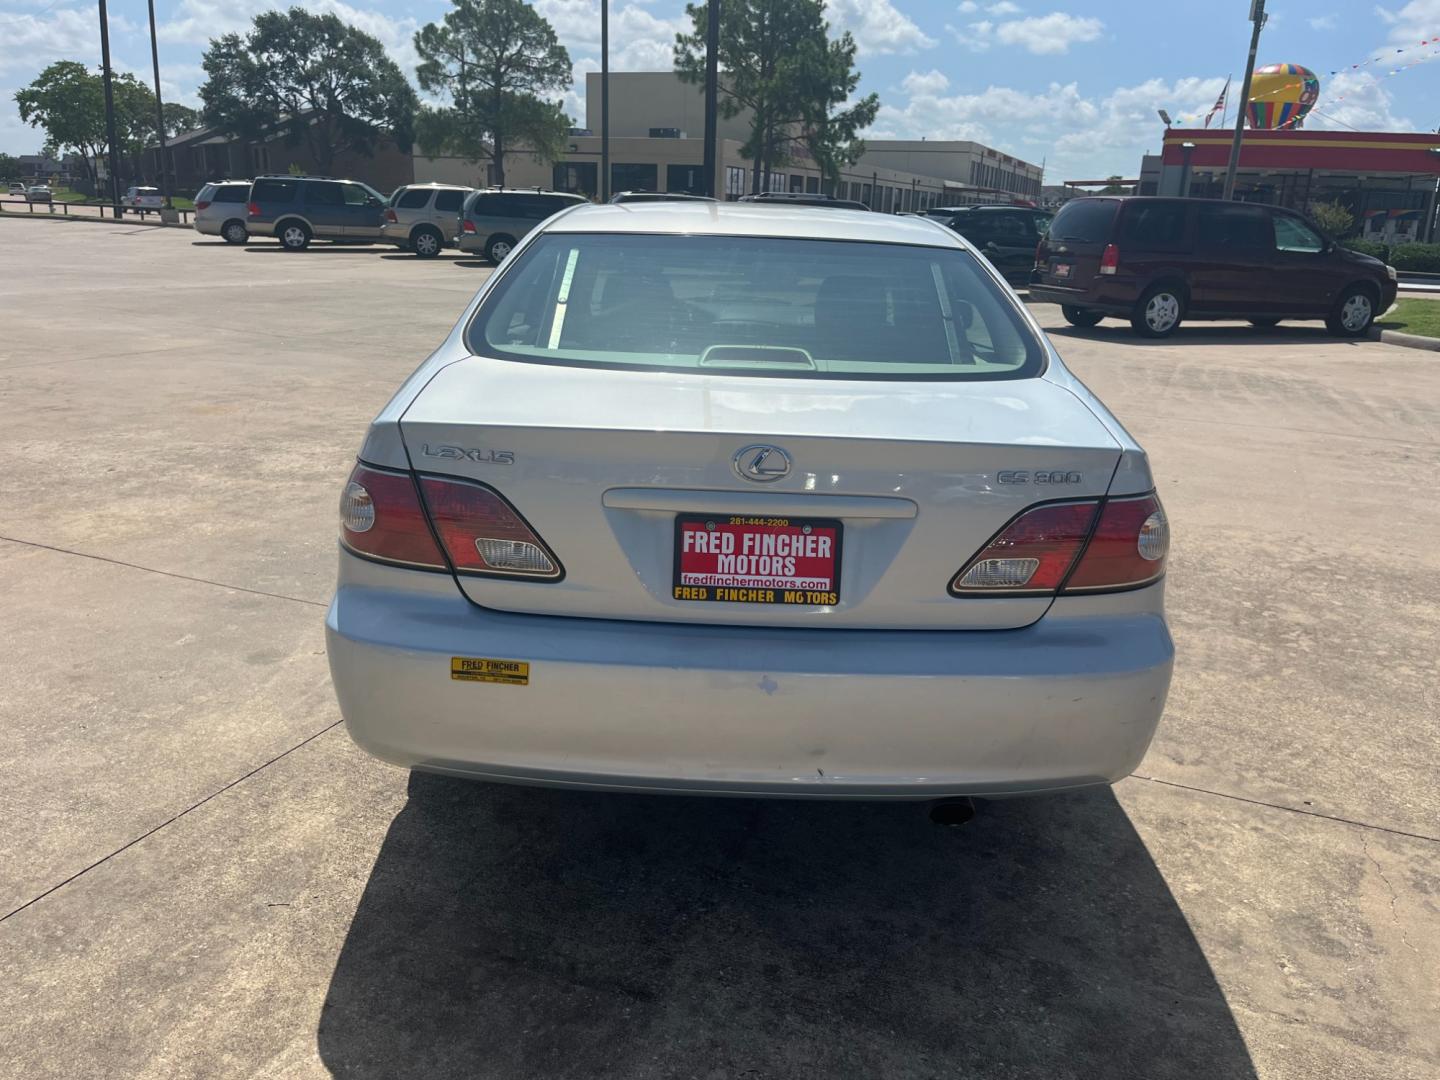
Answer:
[1246, 64, 1320, 128]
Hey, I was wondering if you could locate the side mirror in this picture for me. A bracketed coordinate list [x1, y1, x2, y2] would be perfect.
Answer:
[367, 195, 381, 207]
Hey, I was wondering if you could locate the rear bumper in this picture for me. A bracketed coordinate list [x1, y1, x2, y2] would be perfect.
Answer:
[325, 553, 1173, 800]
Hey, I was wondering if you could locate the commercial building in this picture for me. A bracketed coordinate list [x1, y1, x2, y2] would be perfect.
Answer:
[416, 71, 1043, 212]
[1150, 127, 1440, 245]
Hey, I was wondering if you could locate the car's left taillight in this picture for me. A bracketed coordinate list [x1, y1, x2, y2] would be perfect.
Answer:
[950, 493, 1168, 596]
[384, 208, 397, 222]
[461, 220, 476, 234]
[339, 463, 447, 570]
[195, 199, 211, 210]
[247, 201, 261, 217]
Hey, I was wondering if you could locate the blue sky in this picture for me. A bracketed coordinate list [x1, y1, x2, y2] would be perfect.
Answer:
[3, 0, 1438, 179]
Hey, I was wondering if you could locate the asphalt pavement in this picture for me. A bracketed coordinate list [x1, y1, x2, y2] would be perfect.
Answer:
[1, 217, 1437, 1080]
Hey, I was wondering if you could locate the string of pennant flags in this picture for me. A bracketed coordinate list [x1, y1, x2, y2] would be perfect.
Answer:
[1172, 35, 1440, 128]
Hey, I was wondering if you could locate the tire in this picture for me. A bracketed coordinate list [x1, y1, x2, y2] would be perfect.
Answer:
[484, 234, 517, 264]
[1326, 284, 1377, 338]
[411, 225, 443, 258]
[1249, 317, 1280, 329]
[1062, 305, 1104, 328]
[277, 220, 311, 251]
[221, 220, 248, 245]
[1131, 284, 1185, 338]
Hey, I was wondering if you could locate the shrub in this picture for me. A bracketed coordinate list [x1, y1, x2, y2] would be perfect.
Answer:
[1388, 243, 1440, 273]
[1309, 200, 1355, 238]
[1341, 238, 1389, 261]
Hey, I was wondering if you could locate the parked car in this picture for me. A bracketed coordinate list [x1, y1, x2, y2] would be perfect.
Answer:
[122, 186, 163, 212]
[456, 189, 586, 263]
[26, 185, 53, 204]
[738, 191, 871, 211]
[8, 182, 27, 196]
[382, 182, 471, 257]
[326, 202, 1173, 804]
[928, 205, 1053, 287]
[245, 175, 389, 251]
[192, 180, 252, 243]
[1030, 196, 1398, 338]
[609, 191, 717, 203]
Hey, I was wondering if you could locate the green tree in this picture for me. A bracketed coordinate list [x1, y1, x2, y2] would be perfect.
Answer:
[0, 152, 19, 181]
[199, 7, 418, 175]
[1099, 175, 1127, 194]
[413, 0, 572, 187]
[1309, 200, 1355, 238]
[162, 102, 201, 136]
[14, 61, 107, 190]
[674, 0, 878, 193]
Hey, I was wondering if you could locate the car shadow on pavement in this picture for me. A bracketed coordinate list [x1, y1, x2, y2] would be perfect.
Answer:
[317, 774, 1257, 1079]
[1045, 323, 1352, 347]
[241, 245, 389, 254]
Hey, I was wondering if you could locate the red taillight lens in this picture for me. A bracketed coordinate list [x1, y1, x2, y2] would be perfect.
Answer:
[339, 464, 446, 570]
[384, 208, 397, 222]
[951, 501, 1099, 595]
[418, 476, 561, 579]
[247, 201, 261, 217]
[462, 220, 476, 233]
[1065, 494, 1168, 591]
[950, 493, 1168, 596]
[195, 199, 211, 210]
[1099, 243, 1119, 275]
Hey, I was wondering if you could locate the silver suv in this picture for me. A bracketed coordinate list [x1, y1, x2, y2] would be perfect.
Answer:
[193, 181, 252, 243]
[456, 189, 587, 263]
[382, 183, 472, 257]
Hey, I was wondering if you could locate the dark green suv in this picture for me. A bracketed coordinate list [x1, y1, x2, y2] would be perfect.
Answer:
[246, 175, 389, 251]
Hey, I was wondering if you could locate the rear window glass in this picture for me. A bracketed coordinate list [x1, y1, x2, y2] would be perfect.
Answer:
[252, 178, 296, 202]
[396, 188, 429, 209]
[467, 234, 1043, 381]
[1197, 204, 1271, 250]
[1049, 199, 1118, 243]
[195, 184, 216, 202]
[1121, 202, 1188, 249]
[216, 184, 249, 202]
[434, 189, 464, 212]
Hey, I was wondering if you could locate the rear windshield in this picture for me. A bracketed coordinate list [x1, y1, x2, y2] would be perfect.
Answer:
[195, 184, 216, 202]
[1049, 199, 1118, 244]
[216, 184, 249, 202]
[466, 233, 1044, 380]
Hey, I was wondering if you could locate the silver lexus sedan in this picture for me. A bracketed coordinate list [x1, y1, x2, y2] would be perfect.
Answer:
[325, 202, 1173, 800]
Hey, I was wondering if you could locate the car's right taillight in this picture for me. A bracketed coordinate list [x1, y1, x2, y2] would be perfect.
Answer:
[339, 463, 447, 571]
[950, 493, 1168, 597]
[247, 201, 261, 217]
[417, 476, 562, 580]
[1064, 493, 1168, 591]
[1099, 243, 1119, 275]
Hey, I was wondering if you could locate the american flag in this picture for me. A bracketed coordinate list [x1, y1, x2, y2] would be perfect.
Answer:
[1204, 76, 1231, 128]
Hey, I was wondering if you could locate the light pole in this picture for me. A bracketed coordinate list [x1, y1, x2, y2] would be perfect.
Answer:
[600, 0, 609, 201]
[97, 0, 123, 215]
[1180, 141, 1196, 198]
[146, 0, 171, 210]
[701, 0, 720, 198]
[1223, 0, 1266, 201]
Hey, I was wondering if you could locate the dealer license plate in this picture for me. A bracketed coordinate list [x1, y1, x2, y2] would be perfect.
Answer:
[1052, 262, 1072, 280]
[673, 515, 842, 605]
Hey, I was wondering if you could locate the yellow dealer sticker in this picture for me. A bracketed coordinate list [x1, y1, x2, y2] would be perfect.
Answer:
[450, 657, 530, 686]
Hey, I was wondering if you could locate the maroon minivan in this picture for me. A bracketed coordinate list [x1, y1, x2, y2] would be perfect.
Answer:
[1030, 197, 1397, 339]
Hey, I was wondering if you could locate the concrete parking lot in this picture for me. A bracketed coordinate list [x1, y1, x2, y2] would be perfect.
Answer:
[2, 217, 1437, 1079]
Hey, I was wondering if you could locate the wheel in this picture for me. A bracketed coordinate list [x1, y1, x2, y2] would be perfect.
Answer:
[484, 234, 516, 263]
[1326, 284, 1377, 338]
[278, 221, 311, 251]
[221, 220, 248, 244]
[1131, 284, 1185, 338]
[1062, 305, 1104, 328]
[1249, 317, 1280, 329]
[411, 225, 443, 258]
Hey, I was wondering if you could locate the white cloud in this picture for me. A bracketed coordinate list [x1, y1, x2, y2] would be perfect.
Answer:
[994, 13, 1104, 54]
[987, 1, 1023, 15]
[957, 1, 980, 12]
[1307, 70, 1412, 130]
[0, 7, 128, 76]
[1308, 13, 1338, 29]
[828, 0, 937, 54]
[946, 10, 1103, 55]
[1375, 0, 1440, 41]
[901, 69, 950, 96]
[880, 73, 1233, 179]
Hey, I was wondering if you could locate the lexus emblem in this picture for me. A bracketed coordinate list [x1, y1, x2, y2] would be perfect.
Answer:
[733, 444, 792, 483]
